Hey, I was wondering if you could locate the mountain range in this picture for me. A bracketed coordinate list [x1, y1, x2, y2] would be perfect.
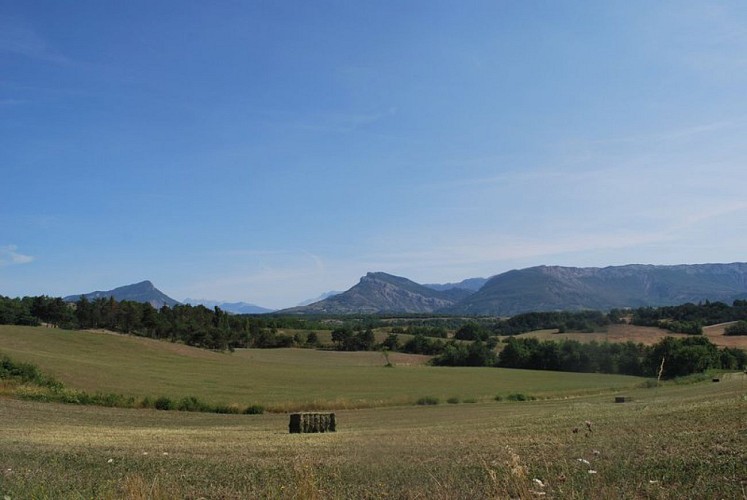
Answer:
[423, 277, 489, 292]
[64, 282, 274, 314]
[182, 298, 275, 314]
[281, 263, 747, 316]
[63, 262, 747, 317]
[280, 272, 472, 315]
[296, 290, 342, 306]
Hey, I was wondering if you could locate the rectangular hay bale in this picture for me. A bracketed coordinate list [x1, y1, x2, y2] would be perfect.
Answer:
[289, 412, 336, 433]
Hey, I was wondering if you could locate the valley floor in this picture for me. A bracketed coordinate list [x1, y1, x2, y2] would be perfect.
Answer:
[1, 374, 745, 498]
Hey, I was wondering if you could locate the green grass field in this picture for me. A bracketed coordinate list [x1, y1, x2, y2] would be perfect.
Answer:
[0, 326, 642, 411]
[1, 325, 745, 498]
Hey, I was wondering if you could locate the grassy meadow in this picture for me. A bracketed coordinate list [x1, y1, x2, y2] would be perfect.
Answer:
[1, 324, 745, 498]
[0, 326, 642, 411]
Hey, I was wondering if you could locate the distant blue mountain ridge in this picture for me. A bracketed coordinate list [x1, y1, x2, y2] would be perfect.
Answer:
[63, 280, 180, 309]
[281, 263, 747, 316]
[64, 281, 274, 313]
[64, 262, 747, 316]
[182, 298, 274, 314]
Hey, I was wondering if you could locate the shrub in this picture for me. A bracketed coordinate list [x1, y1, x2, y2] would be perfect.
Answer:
[154, 396, 175, 411]
[494, 395, 504, 402]
[416, 396, 439, 406]
[0, 354, 63, 389]
[447, 397, 460, 404]
[93, 392, 133, 407]
[178, 396, 209, 412]
[244, 404, 265, 415]
[214, 404, 241, 414]
[506, 393, 535, 401]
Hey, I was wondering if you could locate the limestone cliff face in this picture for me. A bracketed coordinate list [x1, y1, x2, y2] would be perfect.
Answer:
[446, 263, 747, 316]
[281, 272, 472, 315]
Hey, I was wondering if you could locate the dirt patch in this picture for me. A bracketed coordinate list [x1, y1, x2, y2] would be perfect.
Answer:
[703, 322, 747, 349]
[517, 323, 747, 350]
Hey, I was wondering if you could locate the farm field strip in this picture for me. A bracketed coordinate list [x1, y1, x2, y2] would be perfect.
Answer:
[516, 322, 747, 348]
[1, 375, 745, 498]
[0, 326, 643, 410]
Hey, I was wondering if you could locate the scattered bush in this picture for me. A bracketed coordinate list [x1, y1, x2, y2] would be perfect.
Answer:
[494, 395, 504, 402]
[0, 354, 63, 389]
[154, 396, 175, 411]
[446, 397, 460, 404]
[93, 392, 135, 407]
[416, 396, 440, 406]
[506, 393, 535, 402]
[214, 404, 241, 414]
[243, 404, 265, 415]
[177, 396, 209, 412]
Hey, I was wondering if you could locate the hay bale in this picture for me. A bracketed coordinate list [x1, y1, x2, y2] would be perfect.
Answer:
[289, 413, 302, 433]
[289, 412, 336, 433]
[615, 396, 627, 403]
[712, 378, 720, 383]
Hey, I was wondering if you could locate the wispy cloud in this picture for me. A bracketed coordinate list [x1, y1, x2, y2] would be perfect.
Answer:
[0, 16, 71, 65]
[0, 245, 35, 266]
[293, 107, 398, 134]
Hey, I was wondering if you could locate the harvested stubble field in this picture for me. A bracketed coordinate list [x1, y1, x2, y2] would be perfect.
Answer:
[1, 325, 745, 498]
[1, 376, 745, 498]
[516, 322, 747, 349]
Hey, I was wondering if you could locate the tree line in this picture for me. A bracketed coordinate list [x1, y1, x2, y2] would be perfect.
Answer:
[0, 295, 309, 351]
[630, 300, 747, 334]
[2, 294, 746, 378]
[503, 335, 747, 378]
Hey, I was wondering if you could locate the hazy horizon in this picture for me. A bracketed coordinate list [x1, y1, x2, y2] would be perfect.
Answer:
[3, 1, 747, 309]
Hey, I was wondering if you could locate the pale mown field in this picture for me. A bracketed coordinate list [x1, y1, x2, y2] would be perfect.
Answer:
[1, 325, 745, 498]
[1, 375, 745, 498]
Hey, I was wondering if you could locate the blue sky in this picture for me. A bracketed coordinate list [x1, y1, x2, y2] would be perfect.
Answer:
[2, 1, 746, 309]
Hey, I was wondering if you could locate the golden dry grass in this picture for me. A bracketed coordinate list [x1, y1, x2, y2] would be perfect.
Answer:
[1, 374, 745, 498]
[516, 322, 747, 349]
